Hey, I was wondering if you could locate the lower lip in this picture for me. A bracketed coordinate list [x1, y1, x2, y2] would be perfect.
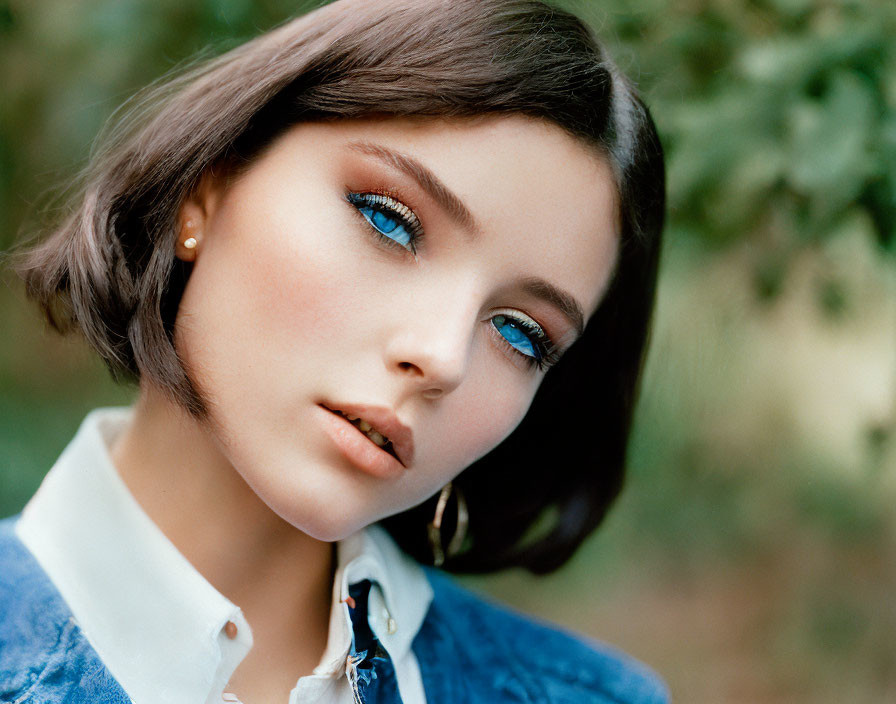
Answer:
[316, 404, 406, 480]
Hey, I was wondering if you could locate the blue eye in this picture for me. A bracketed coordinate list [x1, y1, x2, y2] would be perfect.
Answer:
[346, 192, 423, 254]
[491, 312, 559, 371]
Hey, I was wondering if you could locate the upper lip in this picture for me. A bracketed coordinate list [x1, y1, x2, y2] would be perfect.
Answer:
[320, 401, 415, 468]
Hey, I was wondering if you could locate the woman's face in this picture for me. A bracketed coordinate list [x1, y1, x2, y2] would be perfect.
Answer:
[175, 115, 619, 540]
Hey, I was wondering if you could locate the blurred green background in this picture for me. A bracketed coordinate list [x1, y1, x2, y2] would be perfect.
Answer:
[1, 0, 894, 701]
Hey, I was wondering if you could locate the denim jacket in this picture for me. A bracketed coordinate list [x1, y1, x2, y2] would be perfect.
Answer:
[0, 516, 668, 704]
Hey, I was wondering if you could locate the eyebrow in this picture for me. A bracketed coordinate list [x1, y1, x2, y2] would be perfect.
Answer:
[347, 140, 586, 339]
[347, 141, 480, 234]
[518, 276, 586, 339]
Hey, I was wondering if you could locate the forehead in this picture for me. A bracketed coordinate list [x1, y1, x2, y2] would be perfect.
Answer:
[269, 115, 621, 319]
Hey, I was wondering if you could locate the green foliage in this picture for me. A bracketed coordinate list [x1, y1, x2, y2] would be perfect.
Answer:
[616, 0, 894, 254]
[578, 0, 896, 271]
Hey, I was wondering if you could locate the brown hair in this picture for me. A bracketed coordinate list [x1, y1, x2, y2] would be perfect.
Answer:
[12, 0, 665, 574]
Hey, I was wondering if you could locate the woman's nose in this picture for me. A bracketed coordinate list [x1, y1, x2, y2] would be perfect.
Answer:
[383, 296, 476, 399]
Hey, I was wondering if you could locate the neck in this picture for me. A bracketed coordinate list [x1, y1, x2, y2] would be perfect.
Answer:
[110, 384, 334, 692]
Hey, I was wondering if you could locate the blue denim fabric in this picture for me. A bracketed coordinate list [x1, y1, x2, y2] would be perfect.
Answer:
[0, 517, 130, 703]
[414, 569, 668, 704]
[0, 515, 668, 703]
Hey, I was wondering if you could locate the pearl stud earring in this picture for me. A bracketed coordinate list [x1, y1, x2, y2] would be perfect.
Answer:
[180, 218, 200, 256]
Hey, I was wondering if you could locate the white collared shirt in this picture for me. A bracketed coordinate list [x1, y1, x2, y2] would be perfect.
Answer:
[15, 407, 432, 704]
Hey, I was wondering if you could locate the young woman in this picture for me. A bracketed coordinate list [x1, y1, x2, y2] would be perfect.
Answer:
[0, 0, 666, 702]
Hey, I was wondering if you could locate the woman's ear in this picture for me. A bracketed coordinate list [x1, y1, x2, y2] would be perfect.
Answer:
[175, 169, 224, 263]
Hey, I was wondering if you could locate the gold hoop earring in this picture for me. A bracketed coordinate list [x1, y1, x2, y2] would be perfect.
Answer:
[428, 481, 468, 567]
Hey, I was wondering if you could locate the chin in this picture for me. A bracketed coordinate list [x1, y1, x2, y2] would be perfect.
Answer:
[253, 474, 386, 543]
[292, 508, 367, 543]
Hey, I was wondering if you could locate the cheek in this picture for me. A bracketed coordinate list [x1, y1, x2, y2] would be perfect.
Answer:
[206, 201, 368, 366]
[256, 244, 349, 357]
[431, 368, 535, 477]
[174, 202, 363, 436]
[253, 203, 352, 335]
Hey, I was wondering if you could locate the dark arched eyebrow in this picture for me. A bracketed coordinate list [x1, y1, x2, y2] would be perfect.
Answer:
[517, 276, 585, 339]
[347, 140, 586, 339]
[347, 141, 479, 234]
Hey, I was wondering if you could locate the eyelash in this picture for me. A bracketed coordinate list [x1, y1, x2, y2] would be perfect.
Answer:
[345, 190, 560, 372]
[489, 310, 561, 372]
[345, 191, 424, 255]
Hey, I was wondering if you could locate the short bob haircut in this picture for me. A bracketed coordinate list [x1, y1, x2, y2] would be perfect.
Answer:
[13, 0, 665, 575]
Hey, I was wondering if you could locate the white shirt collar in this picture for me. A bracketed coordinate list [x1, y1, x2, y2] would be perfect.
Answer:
[16, 407, 432, 704]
